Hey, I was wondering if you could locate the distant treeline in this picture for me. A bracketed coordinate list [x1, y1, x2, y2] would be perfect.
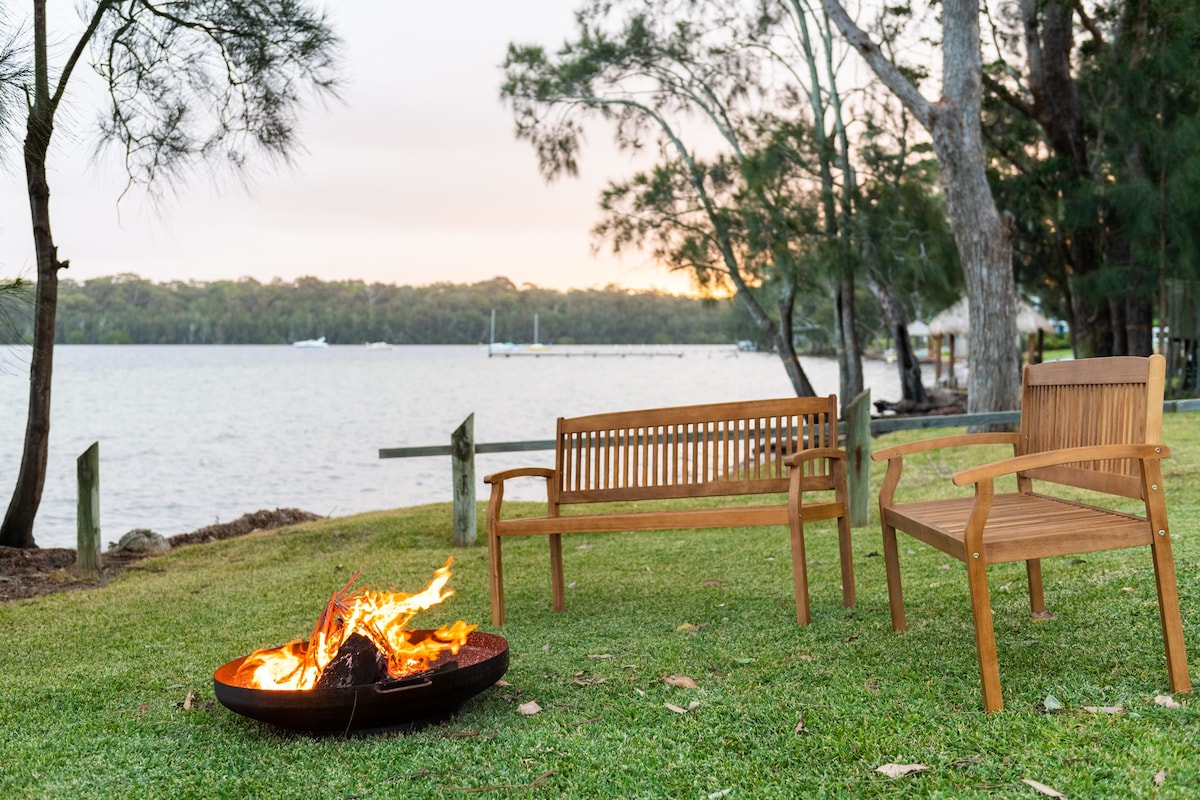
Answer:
[0, 274, 755, 345]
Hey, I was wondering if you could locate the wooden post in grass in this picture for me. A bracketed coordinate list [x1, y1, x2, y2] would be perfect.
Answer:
[844, 390, 871, 527]
[450, 414, 477, 546]
[76, 441, 102, 573]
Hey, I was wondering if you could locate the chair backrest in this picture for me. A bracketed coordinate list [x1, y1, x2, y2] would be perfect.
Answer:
[554, 396, 838, 504]
[1018, 354, 1165, 498]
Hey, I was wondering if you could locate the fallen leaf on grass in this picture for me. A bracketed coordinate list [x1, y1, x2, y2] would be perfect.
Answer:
[517, 701, 542, 716]
[1083, 705, 1124, 715]
[876, 763, 928, 778]
[588, 653, 617, 659]
[1154, 695, 1181, 709]
[676, 622, 708, 631]
[703, 579, 723, 586]
[1154, 770, 1167, 786]
[1040, 694, 1063, 713]
[664, 675, 698, 689]
[1021, 778, 1065, 797]
[794, 714, 808, 734]
[665, 701, 701, 714]
[573, 673, 607, 687]
[577, 543, 593, 550]
[732, 657, 755, 665]
[182, 691, 195, 711]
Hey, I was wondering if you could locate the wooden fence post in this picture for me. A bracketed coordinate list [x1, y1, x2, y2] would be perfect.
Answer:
[76, 441, 102, 573]
[844, 390, 871, 528]
[450, 414, 476, 546]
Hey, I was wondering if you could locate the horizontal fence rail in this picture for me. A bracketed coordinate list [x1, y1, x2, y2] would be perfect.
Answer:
[380, 399, 1200, 459]
[381, 397, 1200, 542]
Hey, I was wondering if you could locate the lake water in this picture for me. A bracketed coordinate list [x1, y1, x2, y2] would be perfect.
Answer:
[0, 345, 913, 549]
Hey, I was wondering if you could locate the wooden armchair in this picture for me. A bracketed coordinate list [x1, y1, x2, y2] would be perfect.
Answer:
[873, 355, 1190, 712]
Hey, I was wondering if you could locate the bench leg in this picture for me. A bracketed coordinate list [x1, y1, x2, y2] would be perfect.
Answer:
[487, 483, 506, 626]
[1025, 558, 1046, 617]
[836, 511, 855, 609]
[789, 519, 812, 626]
[1149, 536, 1192, 694]
[882, 521, 906, 632]
[966, 556, 1003, 712]
[549, 533, 566, 614]
[488, 531, 505, 627]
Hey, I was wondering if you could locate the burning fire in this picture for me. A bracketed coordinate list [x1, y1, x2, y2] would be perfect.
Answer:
[232, 557, 476, 691]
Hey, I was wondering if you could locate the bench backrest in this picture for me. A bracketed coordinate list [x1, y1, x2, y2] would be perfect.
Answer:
[1018, 354, 1165, 498]
[553, 396, 838, 505]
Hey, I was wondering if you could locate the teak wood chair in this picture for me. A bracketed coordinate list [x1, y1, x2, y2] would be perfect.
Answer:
[872, 354, 1190, 712]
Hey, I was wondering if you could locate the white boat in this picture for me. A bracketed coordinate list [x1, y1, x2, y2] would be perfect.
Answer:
[363, 341, 392, 350]
[293, 336, 329, 349]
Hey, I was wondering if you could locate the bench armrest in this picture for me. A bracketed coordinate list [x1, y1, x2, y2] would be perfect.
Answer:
[483, 467, 556, 485]
[784, 446, 846, 468]
[952, 444, 1170, 487]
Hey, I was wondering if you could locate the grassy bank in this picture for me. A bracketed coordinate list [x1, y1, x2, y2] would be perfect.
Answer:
[1, 416, 1197, 799]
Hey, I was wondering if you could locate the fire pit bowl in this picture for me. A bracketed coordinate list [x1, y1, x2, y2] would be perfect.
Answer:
[213, 630, 509, 733]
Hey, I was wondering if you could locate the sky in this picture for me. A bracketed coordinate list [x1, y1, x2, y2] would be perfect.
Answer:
[0, 2, 695, 295]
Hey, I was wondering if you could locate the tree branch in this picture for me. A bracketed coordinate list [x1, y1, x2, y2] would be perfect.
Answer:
[819, 0, 933, 131]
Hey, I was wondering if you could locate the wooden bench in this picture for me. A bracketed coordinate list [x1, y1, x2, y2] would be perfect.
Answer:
[873, 354, 1191, 712]
[484, 397, 854, 626]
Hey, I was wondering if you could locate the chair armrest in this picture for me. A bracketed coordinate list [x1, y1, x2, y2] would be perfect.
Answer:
[784, 447, 846, 468]
[875, 433, 1021, 509]
[483, 467, 556, 485]
[952, 444, 1170, 487]
[872, 432, 1020, 462]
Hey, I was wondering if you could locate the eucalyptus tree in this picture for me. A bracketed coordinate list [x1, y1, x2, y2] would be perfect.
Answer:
[501, 0, 826, 397]
[0, 1, 340, 549]
[821, 0, 1022, 415]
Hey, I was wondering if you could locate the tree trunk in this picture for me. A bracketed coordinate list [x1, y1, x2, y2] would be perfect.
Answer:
[873, 283, 928, 404]
[834, 272, 863, 408]
[1, 1, 58, 549]
[774, 284, 817, 397]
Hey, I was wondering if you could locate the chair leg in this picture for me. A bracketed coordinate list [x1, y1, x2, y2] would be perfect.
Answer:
[882, 521, 906, 631]
[966, 556, 1003, 712]
[1026, 558, 1047, 617]
[836, 512, 856, 609]
[549, 533, 566, 614]
[789, 517, 812, 626]
[1149, 537, 1192, 694]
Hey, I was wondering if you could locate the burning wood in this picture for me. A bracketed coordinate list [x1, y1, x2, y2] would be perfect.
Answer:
[230, 557, 476, 691]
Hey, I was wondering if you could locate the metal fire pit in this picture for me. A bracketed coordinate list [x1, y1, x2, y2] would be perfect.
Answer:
[213, 630, 508, 733]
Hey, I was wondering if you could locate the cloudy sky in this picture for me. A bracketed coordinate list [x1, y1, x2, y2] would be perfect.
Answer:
[0, 1, 694, 294]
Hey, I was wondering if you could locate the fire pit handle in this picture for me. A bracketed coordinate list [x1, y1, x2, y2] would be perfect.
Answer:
[374, 678, 434, 695]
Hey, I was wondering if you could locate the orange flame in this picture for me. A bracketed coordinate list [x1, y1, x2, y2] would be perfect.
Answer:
[232, 557, 476, 691]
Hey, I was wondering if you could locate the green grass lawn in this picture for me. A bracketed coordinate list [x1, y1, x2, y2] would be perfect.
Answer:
[2, 415, 1198, 799]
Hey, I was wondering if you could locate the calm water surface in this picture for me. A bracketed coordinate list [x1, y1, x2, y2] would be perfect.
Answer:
[0, 345, 912, 549]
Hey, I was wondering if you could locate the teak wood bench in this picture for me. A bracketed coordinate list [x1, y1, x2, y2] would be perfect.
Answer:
[873, 354, 1191, 712]
[484, 397, 854, 626]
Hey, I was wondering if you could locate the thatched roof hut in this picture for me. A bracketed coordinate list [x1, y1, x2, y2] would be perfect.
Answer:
[925, 298, 1055, 387]
[928, 297, 1054, 335]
